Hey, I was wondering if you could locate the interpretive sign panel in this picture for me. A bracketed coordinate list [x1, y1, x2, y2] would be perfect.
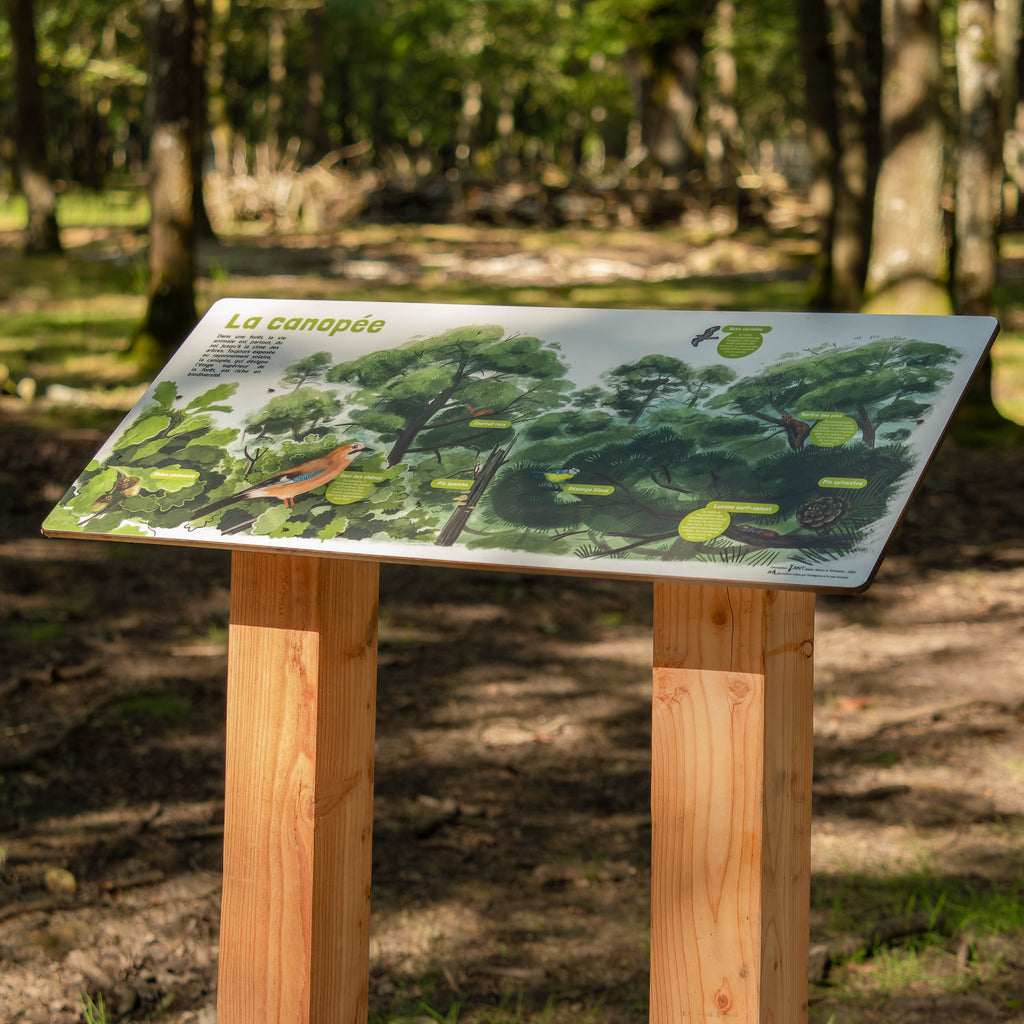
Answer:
[43, 299, 997, 591]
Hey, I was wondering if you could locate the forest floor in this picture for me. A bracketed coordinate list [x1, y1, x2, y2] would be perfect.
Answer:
[1, 223, 1024, 1024]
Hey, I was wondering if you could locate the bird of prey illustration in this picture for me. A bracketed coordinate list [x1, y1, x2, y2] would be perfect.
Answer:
[189, 441, 371, 520]
[690, 325, 721, 348]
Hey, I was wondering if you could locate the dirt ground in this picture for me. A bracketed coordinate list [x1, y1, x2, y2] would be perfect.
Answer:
[2, 348, 1024, 1019]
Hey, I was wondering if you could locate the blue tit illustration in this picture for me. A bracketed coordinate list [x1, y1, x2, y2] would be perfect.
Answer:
[533, 467, 581, 483]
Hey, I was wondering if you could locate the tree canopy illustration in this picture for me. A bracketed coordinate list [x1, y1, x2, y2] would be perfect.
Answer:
[46, 321, 967, 578]
[600, 355, 737, 423]
[327, 325, 572, 466]
[43, 380, 241, 536]
[794, 338, 957, 446]
[714, 338, 957, 450]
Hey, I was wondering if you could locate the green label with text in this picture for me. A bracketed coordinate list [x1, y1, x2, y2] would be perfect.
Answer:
[326, 474, 378, 505]
[819, 476, 867, 489]
[718, 325, 771, 359]
[431, 478, 475, 490]
[151, 468, 200, 483]
[679, 507, 731, 542]
[808, 414, 859, 447]
[563, 484, 615, 496]
[707, 501, 778, 514]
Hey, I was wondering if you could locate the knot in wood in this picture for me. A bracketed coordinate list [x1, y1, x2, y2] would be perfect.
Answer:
[653, 669, 688, 704]
[710, 608, 729, 627]
[728, 677, 751, 701]
[800, 639, 814, 658]
[713, 979, 733, 1012]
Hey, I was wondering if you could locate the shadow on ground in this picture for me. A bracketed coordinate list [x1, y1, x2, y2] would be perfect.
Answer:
[1, 415, 1024, 1023]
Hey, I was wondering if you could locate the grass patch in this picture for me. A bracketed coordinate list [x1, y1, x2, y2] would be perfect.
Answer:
[0, 189, 149, 231]
[7, 620, 67, 644]
[813, 866, 1024, 1004]
[1, 201, 1022, 441]
[373, 991, 605, 1024]
[110, 693, 192, 723]
[79, 992, 112, 1024]
[96, 692, 194, 738]
[818, 866, 1024, 941]
[992, 329, 1024, 424]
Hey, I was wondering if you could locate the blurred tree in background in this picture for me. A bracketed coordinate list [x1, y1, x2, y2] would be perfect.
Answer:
[141, 0, 198, 356]
[0, 0, 1020, 339]
[5, 0, 61, 252]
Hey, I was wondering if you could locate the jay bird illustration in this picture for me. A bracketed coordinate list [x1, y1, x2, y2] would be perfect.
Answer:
[189, 441, 371, 520]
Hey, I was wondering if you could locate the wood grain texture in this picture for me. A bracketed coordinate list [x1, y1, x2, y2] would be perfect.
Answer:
[218, 551, 379, 1024]
[651, 584, 814, 1023]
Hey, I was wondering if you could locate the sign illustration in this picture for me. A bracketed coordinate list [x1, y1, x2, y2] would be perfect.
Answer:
[42, 299, 998, 591]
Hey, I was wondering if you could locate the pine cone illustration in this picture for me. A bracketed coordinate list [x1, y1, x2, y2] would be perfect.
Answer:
[797, 495, 849, 534]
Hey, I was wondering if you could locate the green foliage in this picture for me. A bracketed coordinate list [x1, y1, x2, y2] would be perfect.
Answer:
[244, 385, 344, 441]
[0, 192, 149, 232]
[79, 992, 113, 1024]
[599, 355, 737, 424]
[6, 0, 807, 188]
[329, 325, 572, 466]
[814, 865, 1024, 1003]
[51, 381, 243, 534]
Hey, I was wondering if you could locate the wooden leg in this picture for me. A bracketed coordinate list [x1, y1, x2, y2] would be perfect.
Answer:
[218, 552, 379, 1024]
[651, 584, 814, 1023]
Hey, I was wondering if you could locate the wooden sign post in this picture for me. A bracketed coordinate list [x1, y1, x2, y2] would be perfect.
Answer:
[42, 300, 997, 1023]
[218, 552, 378, 1024]
[651, 584, 814, 1022]
[214, 558, 815, 1024]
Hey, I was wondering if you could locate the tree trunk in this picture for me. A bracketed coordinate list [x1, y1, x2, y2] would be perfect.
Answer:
[191, 0, 215, 240]
[302, 2, 329, 164]
[862, 0, 951, 315]
[796, 0, 838, 306]
[994, 0, 1022, 137]
[386, 382, 462, 467]
[623, 2, 716, 179]
[456, 79, 483, 172]
[826, 0, 881, 309]
[625, 29, 706, 178]
[7, 0, 61, 255]
[207, 0, 232, 176]
[705, 0, 741, 216]
[267, 9, 287, 167]
[994, 0, 1022, 215]
[629, 378, 671, 425]
[954, 0, 1002, 316]
[855, 403, 877, 447]
[435, 442, 515, 548]
[497, 72, 519, 180]
[955, 0, 1013, 426]
[143, 0, 198, 357]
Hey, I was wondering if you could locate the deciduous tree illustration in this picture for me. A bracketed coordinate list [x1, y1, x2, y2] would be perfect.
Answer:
[111, 380, 239, 465]
[242, 387, 344, 444]
[469, 339, 933, 567]
[46, 380, 241, 534]
[327, 325, 572, 467]
[280, 351, 333, 389]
